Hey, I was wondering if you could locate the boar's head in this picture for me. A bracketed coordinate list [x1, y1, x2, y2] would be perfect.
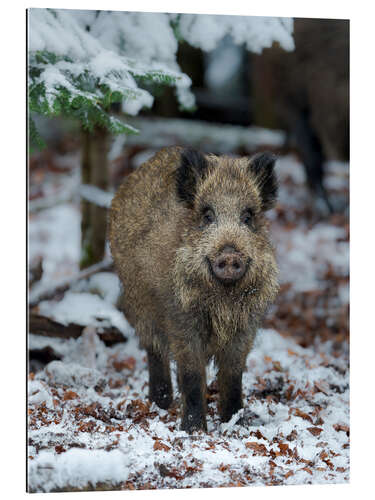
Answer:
[174, 149, 279, 329]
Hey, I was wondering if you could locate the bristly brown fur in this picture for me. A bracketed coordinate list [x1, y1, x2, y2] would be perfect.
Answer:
[109, 146, 279, 433]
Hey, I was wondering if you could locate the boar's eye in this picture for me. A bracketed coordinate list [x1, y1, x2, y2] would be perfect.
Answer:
[201, 207, 215, 226]
[241, 209, 254, 228]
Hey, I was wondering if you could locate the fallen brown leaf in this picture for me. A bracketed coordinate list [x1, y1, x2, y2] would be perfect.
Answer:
[63, 390, 78, 401]
[333, 424, 349, 435]
[278, 443, 290, 455]
[294, 408, 313, 423]
[153, 440, 171, 452]
[218, 464, 230, 472]
[307, 427, 323, 436]
[113, 356, 136, 372]
[245, 442, 268, 455]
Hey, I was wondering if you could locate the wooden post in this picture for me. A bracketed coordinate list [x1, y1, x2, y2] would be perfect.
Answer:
[80, 126, 109, 269]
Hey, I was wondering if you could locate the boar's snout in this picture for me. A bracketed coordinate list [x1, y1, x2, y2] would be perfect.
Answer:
[209, 246, 248, 285]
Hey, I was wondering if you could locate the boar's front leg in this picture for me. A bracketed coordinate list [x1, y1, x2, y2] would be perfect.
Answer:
[176, 350, 207, 433]
[146, 346, 173, 410]
[217, 348, 246, 423]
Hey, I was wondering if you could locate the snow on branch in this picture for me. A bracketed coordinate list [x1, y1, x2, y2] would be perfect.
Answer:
[175, 14, 294, 53]
[29, 258, 113, 306]
[80, 184, 114, 209]
[28, 9, 294, 147]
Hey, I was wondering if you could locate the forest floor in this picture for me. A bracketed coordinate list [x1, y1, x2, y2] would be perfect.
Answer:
[28, 141, 349, 492]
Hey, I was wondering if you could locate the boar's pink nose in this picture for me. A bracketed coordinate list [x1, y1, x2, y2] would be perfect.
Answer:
[210, 246, 247, 284]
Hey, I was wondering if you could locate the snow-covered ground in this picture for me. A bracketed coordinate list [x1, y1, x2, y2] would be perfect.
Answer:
[28, 326, 349, 492]
[28, 146, 349, 491]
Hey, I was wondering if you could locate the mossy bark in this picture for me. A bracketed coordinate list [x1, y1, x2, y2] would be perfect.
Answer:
[80, 126, 109, 269]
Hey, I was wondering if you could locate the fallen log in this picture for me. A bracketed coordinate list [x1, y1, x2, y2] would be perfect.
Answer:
[28, 312, 126, 346]
[29, 258, 114, 307]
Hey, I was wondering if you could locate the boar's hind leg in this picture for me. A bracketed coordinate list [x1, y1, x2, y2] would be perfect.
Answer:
[177, 356, 207, 433]
[146, 347, 172, 410]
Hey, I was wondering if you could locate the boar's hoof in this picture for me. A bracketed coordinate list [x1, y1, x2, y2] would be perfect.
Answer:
[149, 384, 173, 410]
[181, 412, 207, 433]
[220, 398, 243, 423]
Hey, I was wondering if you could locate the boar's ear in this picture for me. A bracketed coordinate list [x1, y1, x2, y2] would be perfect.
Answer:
[176, 148, 209, 207]
[249, 152, 278, 211]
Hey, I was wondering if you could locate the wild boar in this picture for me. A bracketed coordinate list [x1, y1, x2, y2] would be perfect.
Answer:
[109, 146, 279, 432]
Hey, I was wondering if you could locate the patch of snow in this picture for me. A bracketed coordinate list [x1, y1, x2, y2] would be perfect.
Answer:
[122, 91, 154, 116]
[43, 361, 107, 389]
[205, 37, 243, 90]
[28, 203, 81, 285]
[274, 223, 348, 292]
[108, 134, 126, 162]
[324, 161, 349, 191]
[132, 149, 157, 168]
[29, 448, 131, 492]
[28, 333, 76, 359]
[84, 272, 121, 305]
[28, 380, 54, 409]
[38, 291, 132, 336]
[276, 154, 307, 185]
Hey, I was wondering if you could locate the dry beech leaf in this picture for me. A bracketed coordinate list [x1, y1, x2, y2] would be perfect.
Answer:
[333, 424, 349, 435]
[113, 356, 136, 372]
[294, 408, 313, 423]
[307, 427, 323, 436]
[218, 464, 230, 472]
[153, 440, 171, 452]
[245, 442, 268, 455]
[278, 443, 290, 455]
[63, 390, 78, 401]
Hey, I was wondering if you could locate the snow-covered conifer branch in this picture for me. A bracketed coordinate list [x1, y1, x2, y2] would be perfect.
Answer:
[28, 9, 294, 148]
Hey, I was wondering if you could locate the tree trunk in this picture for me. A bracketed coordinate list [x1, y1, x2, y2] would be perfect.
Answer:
[80, 126, 109, 269]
